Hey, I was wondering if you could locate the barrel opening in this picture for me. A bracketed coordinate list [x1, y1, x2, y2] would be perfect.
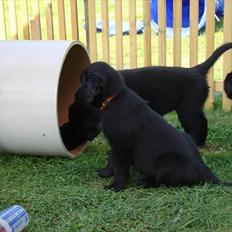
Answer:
[57, 44, 90, 155]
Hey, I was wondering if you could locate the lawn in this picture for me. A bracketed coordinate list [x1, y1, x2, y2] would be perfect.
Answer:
[1, 96, 232, 231]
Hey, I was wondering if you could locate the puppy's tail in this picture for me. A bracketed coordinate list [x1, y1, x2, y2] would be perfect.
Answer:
[211, 181, 232, 187]
[224, 72, 232, 99]
[194, 42, 232, 74]
[205, 173, 232, 187]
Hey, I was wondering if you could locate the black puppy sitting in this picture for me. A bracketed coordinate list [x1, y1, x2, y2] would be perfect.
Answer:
[60, 103, 102, 151]
[99, 43, 232, 178]
[224, 71, 232, 99]
[76, 61, 227, 191]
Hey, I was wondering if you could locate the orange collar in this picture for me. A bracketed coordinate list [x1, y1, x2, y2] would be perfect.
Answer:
[100, 92, 119, 111]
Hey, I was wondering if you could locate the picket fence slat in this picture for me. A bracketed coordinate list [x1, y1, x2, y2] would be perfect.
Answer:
[189, 0, 198, 67]
[158, 0, 166, 66]
[0, 0, 6, 39]
[70, 0, 79, 40]
[205, 0, 215, 110]
[101, 0, 110, 63]
[115, 0, 123, 69]
[173, 0, 182, 66]
[46, 0, 54, 40]
[8, 0, 18, 39]
[143, 0, 151, 67]
[129, 0, 137, 68]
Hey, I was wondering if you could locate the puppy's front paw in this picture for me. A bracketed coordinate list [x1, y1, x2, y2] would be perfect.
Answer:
[97, 168, 114, 178]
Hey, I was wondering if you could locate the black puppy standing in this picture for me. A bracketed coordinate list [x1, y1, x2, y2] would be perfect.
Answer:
[76, 61, 228, 191]
[121, 42, 232, 146]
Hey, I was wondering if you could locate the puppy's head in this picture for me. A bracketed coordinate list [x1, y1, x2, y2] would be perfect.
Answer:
[76, 62, 125, 107]
[60, 104, 102, 151]
[60, 122, 82, 151]
[69, 103, 102, 141]
[224, 72, 232, 99]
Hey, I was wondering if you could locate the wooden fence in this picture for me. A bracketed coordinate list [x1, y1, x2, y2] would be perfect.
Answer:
[0, 0, 232, 111]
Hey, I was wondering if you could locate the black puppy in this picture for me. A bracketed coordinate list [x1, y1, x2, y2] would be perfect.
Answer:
[99, 42, 232, 178]
[77, 61, 228, 191]
[121, 42, 232, 146]
[224, 71, 232, 99]
[60, 103, 102, 151]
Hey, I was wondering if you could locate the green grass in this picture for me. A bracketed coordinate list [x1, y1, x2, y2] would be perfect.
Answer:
[1, 105, 232, 232]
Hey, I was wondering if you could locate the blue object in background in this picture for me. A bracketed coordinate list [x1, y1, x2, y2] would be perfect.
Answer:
[95, 0, 224, 37]
[151, 0, 206, 37]
[215, 0, 224, 17]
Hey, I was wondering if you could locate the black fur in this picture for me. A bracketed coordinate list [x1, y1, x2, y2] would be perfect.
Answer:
[121, 42, 232, 146]
[60, 104, 102, 151]
[77, 61, 226, 191]
[224, 71, 232, 99]
[99, 42, 232, 178]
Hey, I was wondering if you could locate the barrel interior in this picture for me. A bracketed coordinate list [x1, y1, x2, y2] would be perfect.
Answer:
[57, 44, 90, 155]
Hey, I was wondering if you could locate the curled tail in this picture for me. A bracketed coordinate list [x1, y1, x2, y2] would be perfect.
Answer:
[194, 42, 232, 74]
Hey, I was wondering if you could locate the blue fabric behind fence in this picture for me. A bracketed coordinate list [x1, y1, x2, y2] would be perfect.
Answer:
[151, 0, 205, 28]
[151, 0, 206, 37]
[215, 0, 224, 17]
[95, 0, 224, 37]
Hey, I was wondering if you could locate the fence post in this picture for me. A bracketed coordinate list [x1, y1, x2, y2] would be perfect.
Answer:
[86, 0, 97, 62]
[32, 0, 41, 39]
[143, 0, 151, 67]
[0, 0, 6, 39]
[189, 0, 198, 67]
[115, 0, 123, 69]
[84, 0, 89, 51]
[46, 0, 54, 40]
[158, 0, 166, 66]
[57, 0, 66, 40]
[21, 0, 30, 40]
[101, 0, 110, 63]
[30, 19, 42, 40]
[205, 0, 215, 110]
[173, 0, 182, 66]
[8, 0, 18, 39]
[70, 0, 79, 41]
[129, 0, 137, 68]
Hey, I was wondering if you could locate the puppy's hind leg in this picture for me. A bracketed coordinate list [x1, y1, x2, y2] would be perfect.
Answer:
[196, 111, 208, 146]
[155, 153, 204, 187]
[176, 107, 201, 146]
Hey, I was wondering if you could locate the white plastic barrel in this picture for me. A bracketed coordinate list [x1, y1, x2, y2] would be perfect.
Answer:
[0, 41, 90, 157]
